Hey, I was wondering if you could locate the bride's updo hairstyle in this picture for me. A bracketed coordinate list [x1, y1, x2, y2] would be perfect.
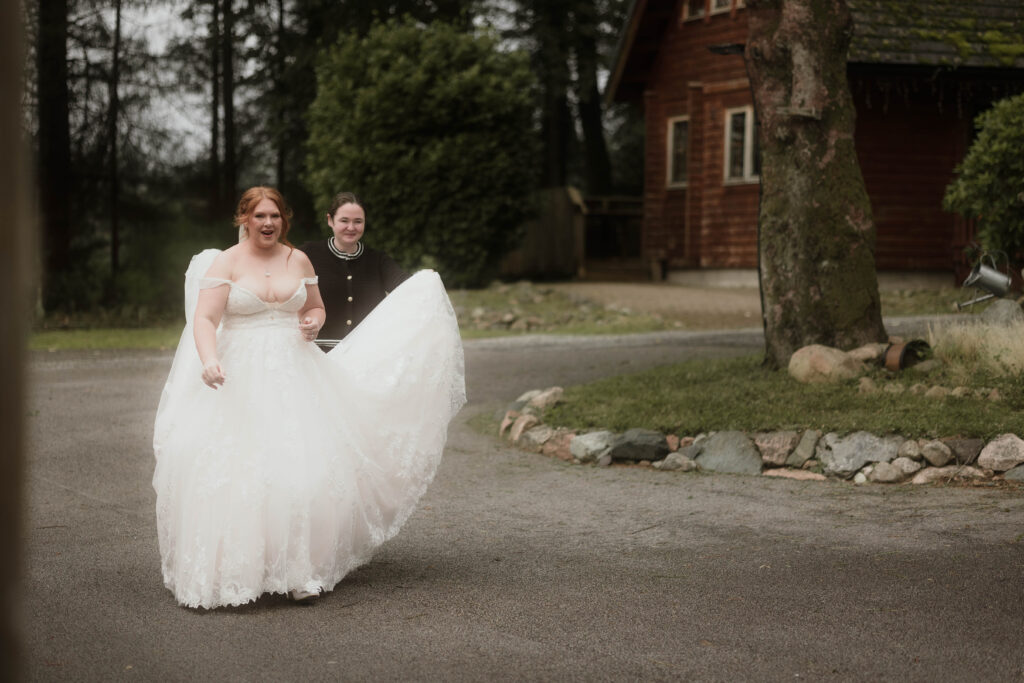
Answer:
[235, 186, 295, 247]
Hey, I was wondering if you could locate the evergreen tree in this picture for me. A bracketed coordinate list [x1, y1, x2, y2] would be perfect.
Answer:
[306, 19, 538, 286]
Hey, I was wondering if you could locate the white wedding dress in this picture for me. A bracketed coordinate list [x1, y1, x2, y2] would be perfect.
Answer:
[153, 249, 466, 609]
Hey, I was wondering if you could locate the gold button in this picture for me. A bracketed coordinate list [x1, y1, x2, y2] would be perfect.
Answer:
[347, 296, 353, 302]
[346, 320, 352, 325]
[346, 275, 352, 280]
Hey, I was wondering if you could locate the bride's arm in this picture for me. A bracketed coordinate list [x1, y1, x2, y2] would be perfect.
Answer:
[296, 251, 326, 341]
[194, 253, 232, 388]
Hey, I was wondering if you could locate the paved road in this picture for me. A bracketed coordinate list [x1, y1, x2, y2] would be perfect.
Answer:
[23, 328, 1024, 681]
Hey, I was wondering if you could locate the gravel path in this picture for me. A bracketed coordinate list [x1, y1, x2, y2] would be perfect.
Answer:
[548, 281, 763, 328]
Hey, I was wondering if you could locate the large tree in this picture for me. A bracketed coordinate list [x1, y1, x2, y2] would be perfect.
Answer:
[35, 0, 72, 309]
[744, 0, 886, 368]
[571, 0, 613, 194]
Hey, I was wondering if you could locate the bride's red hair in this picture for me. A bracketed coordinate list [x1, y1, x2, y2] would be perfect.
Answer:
[234, 186, 294, 247]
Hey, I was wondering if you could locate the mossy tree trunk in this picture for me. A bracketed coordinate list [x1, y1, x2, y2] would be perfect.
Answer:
[745, 0, 887, 368]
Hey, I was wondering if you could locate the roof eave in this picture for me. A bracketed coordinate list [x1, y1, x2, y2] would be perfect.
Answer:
[604, 0, 647, 106]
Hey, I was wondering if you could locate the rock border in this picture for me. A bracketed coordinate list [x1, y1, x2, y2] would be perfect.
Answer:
[498, 387, 1024, 487]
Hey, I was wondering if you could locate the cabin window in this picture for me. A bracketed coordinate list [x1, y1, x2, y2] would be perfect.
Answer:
[667, 117, 689, 187]
[724, 106, 760, 184]
[683, 0, 744, 21]
[683, 0, 706, 20]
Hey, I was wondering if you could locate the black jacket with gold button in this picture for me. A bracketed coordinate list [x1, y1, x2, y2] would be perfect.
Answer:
[299, 240, 409, 340]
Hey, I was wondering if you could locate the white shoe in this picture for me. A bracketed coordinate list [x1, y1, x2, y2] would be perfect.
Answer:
[289, 588, 319, 603]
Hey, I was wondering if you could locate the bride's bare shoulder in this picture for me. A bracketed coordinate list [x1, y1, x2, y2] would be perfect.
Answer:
[289, 247, 315, 276]
[207, 247, 239, 278]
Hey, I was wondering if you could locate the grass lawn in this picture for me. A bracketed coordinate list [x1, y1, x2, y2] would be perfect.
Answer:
[29, 326, 183, 351]
[543, 353, 1024, 440]
[25, 284, 979, 351]
[878, 288, 966, 317]
[449, 283, 674, 338]
[30, 285, 1021, 440]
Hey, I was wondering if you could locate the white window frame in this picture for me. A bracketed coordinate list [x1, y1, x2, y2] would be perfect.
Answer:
[683, 0, 744, 22]
[667, 116, 690, 189]
[723, 105, 760, 185]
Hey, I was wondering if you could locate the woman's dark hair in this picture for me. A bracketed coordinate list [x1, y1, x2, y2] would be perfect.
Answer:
[328, 192, 363, 218]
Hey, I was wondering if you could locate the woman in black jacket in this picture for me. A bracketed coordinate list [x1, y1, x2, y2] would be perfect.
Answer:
[300, 192, 409, 345]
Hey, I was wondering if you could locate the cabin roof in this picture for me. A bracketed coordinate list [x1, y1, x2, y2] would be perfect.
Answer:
[607, 0, 1024, 103]
[849, 0, 1024, 69]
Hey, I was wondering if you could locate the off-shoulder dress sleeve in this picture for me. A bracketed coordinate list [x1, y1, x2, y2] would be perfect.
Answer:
[199, 277, 232, 290]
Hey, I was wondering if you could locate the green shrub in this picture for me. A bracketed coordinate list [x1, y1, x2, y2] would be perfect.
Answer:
[305, 19, 539, 287]
[944, 92, 1024, 256]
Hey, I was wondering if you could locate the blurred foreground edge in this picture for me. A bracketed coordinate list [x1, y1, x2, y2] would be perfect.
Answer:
[1, 0, 29, 676]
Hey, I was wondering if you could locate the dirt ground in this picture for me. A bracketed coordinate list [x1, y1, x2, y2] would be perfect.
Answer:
[548, 281, 763, 329]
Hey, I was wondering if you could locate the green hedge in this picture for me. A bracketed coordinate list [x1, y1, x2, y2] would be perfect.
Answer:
[944, 92, 1024, 257]
[306, 19, 539, 287]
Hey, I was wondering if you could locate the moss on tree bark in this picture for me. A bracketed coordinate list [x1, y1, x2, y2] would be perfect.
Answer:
[745, 0, 887, 368]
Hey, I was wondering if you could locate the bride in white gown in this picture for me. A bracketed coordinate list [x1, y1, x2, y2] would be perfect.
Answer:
[152, 187, 466, 609]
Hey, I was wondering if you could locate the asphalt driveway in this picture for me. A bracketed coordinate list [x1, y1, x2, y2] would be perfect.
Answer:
[21, 328, 1024, 681]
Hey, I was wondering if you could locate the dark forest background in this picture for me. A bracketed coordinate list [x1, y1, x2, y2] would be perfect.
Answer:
[26, 0, 644, 318]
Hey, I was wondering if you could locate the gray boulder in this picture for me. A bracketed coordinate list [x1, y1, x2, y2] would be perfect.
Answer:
[977, 434, 1024, 472]
[891, 457, 924, 476]
[942, 438, 985, 465]
[817, 431, 902, 479]
[507, 389, 542, 413]
[509, 414, 540, 443]
[911, 465, 988, 485]
[608, 429, 671, 462]
[897, 439, 922, 461]
[526, 386, 564, 411]
[921, 440, 953, 468]
[979, 299, 1024, 325]
[1003, 464, 1024, 482]
[518, 425, 556, 452]
[786, 430, 821, 468]
[788, 345, 865, 384]
[848, 343, 888, 363]
[868, 461, 905, 484]
[694, 431, 762, 475]
[677, 443, 703, 461]
[569, 430, 614, 464]
[653, 452, 697, 472]
[754, 431, 801, 467]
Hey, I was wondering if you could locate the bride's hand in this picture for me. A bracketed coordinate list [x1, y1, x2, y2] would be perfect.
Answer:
[299, 316, 320, 342]
[201, 360, 226, 389]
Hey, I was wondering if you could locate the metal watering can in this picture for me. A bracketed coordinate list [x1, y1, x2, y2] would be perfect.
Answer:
[956, 253, 1013, 310]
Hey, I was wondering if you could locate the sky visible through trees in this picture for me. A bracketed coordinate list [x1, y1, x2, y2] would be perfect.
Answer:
[27, 0, 640, 314]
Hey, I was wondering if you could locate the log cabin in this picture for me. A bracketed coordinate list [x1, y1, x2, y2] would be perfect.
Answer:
[605, 0, 1024, 287]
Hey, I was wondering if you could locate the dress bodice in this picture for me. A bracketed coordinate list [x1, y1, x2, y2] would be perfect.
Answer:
[200, 277, 318, 329]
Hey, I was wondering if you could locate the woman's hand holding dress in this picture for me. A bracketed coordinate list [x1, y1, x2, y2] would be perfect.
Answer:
[297, 271, 326, 342]
[299, 317, 321, 341]
[193, 251, 231, 389]
[201, 360, 226, 388]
